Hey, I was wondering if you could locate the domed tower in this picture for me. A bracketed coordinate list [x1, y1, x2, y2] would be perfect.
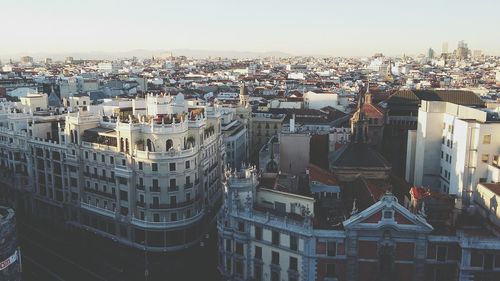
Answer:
[351, 84, 369, 143]
[223, 166, 258, 213]
[239, 83, 249, 108]
[236, 83, 252, 161]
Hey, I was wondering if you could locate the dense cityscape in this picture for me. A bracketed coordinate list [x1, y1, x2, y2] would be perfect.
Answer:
[0, 38, 499, 281]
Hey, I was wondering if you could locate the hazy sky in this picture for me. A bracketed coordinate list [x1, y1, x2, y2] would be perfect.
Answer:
[1, 0, 499, 57]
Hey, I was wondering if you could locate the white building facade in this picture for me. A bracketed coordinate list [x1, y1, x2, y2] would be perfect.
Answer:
[406, 101, 500, 204]
[0, 93, 226, 252]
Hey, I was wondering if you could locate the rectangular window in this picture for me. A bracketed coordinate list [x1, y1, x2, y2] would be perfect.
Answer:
[152, 163, 158, 171]
[110, 156, 114, 164]
[238, 222, 245, 232]
[326, 263, 336, 277]
[271, 271, 279, 281]
[93, 153, 96, 160]
[289, 256, 298, 271]
[138, 161, 143, 170]
[226, 239, 232, 252]
[169, 163, 176, 171]
[255, 246, 262, 259]
[235, 242, 244, 255]
[235, 260, 243, 275]
[483, 134, 491, 144]
[436, 246, 447, 262]
[290, 235, 298, 251]
[383, 210, 394, 220]
[254, 264, 262, 281]
[272, 231, 280, 245]
[271, 251, 280, 265]
[484, 254, 494, 270]
[101, 155, 105, 162]
[120, 190, 128, 201]
[185, 161, 190, 169]
[255, 226, 262, 240]
[327, 241, 337, 257]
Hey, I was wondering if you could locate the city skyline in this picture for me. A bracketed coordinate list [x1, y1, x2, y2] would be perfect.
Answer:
[1, 0, 500, 58]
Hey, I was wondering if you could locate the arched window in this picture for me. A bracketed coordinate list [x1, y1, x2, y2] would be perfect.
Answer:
[166, 139, 173, 151]
[147, 139, 154, 152]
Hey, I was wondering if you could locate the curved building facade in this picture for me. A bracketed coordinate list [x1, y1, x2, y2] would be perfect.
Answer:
[0, 93, 225, 254]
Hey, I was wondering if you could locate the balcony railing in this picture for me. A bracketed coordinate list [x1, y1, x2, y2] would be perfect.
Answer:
[150, 186, 160, 192]
[136, 184, 145, 191]
[184, 182, 193, 189]
[84, 188, 115, 199]
[168, 185, 179, 192]
[130, 210, 204, 229]
[149, 195, 201, 210]
[80, 201, 115, 218]
[136, 201, 146, 208]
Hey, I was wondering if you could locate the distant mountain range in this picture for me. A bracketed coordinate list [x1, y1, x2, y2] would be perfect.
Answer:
[0, 49, 295, 62]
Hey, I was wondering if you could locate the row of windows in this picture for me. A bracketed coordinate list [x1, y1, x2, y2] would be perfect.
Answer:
[137, 175, 197, 189]
[253, 226, 299, 251]
[222, 249, 300, 281]
[441, 167, 451, 181]
[441, 136, 453, 149]
[137, 209, 194, 222]
[441, 151, 452, 163]
[84, 151, 115, 164]
[139, 160, 192, 172]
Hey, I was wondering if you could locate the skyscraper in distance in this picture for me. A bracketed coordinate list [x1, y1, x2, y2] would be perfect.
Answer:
[442, 42, 448, 54]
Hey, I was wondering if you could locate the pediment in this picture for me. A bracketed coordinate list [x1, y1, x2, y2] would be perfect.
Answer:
[343, 193, 433, 233]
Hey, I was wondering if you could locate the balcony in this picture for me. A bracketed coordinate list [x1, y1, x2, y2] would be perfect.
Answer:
[136, 201, 146, 208]
[150, 186, 160, 192]
[136, 184, 145, 191]
[184, 182, 193, 189]
[168, 185, 179, 192]
[130, 210, 204, 229]
[84, 188, 115, 199]
[134, 147, 197, 160]
[80, 201, 115, 218]
[149, 195, 201, 210]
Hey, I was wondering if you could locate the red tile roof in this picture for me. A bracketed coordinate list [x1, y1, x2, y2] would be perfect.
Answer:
[308, 164, 338, 185]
